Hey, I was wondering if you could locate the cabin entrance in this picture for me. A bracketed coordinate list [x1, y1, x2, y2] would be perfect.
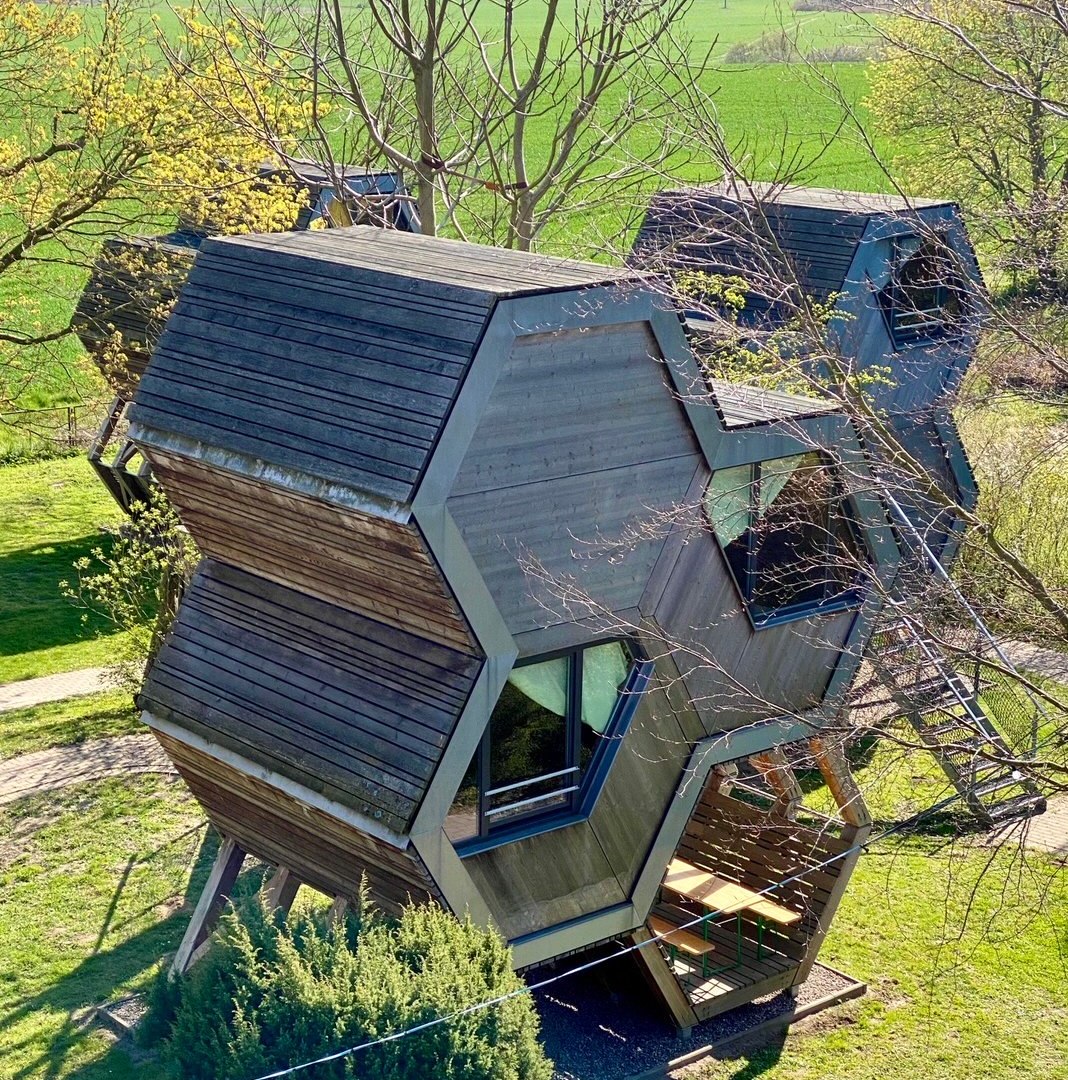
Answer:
[632, 737, 870, 1028]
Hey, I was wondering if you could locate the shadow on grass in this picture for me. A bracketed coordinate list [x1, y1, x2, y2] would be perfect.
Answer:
[0, 826, 221, 1080]
[719, 1026, 789, 1079]
[0, 534, 121, 660]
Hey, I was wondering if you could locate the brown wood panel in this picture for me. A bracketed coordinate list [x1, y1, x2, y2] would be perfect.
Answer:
[653, 527, 854, 734]
[147, 448, 476, 651]
[156, 732, 442, 917]
[462, 821, 627, 940]
[141, 559, 482, 833]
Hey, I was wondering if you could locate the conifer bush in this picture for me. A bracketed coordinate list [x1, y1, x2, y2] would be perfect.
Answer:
[149, 898, 554, 1080]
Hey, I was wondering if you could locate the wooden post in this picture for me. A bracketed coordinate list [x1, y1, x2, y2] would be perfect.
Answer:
[628, 926, 699, 1036]
[171, 837, 245, 977]
[328, 895, 349, 926]
[793, 739, 872, 983]
[749, 747, 803, 820]
[262, 866, 301, 916]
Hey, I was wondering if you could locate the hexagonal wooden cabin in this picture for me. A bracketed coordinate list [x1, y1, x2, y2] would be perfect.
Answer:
[129, 227, 899, 1026]
[633, 183, 984, 559]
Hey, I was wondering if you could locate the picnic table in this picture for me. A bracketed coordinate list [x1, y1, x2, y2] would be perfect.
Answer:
[660, 858, 800, 967]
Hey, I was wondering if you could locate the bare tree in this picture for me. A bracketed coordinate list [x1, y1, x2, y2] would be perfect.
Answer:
[169, 0, 711, 250]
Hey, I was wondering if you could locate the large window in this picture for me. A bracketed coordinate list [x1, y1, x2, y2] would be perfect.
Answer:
[880, 234, 965, 348]
[445, 641, 650, 847]
[705, 452, 867, 625]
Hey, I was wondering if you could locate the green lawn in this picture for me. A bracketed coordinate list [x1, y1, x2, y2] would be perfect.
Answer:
[0, 690, 140, 760]
[0, 456, 131, 683]
[0, 766, 1063, 1080]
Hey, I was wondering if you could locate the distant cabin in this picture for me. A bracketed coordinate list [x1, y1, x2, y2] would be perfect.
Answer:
[128, 226, 899, 1027]
[632, 182, 985, 560]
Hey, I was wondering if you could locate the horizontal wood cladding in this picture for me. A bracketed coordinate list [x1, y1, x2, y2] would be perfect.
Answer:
[211, 227, 638, 295]
[450, 323, 700, 497]
[155, 731, 441, 915]
[462, 820, 628, 940]
[676, 785, 854, 963]
[141, 559, 482, 835]
[73, 235, 198, 393]
[449, 456, 703, 637]
[128, 234, 498, 505]
[649, 528, 853, 734]
[147, 449, 475, 651]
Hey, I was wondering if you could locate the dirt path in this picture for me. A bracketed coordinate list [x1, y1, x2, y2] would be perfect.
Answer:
[0, 734, 175, 806]
[0, 667, 115, 713]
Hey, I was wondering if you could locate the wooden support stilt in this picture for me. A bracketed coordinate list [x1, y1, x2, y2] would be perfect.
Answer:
[171, 837, 245, 977]
[793, 738, 872, 983]
[628, 926, 699, 1036]
[262, 866, 301, 916]
[750, 747, 803, 820]
[328, 895, 348, 926]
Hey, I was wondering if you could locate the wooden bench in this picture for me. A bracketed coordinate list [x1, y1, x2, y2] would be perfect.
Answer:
[661, 858, 801, 962]
[648, 914, 716, 977]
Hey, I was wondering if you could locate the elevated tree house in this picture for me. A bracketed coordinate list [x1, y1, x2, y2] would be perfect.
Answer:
[633, 183, 1046, 825]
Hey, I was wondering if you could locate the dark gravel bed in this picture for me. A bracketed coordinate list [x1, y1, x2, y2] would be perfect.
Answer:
[530, 949, 858, 1080]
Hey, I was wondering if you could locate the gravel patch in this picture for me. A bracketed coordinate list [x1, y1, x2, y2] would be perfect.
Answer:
[529, 948, 858, 1080]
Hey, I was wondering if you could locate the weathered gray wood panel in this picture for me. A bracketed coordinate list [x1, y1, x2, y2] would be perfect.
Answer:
[451, 323, 700, 497]
[448, 455, 703, 638]
[158, 732, 441, 915]
[652, 528, 853, 735]
[141, 560, 481, 834]
[587, 676, 694, 893]
[148, 449, 476, 651]
[462, 821, 627, 939]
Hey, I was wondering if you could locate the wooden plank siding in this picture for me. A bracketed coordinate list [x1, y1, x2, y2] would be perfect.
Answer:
[73, 235, 198, 393]
[129, 236, 496, 506]
[155, 731, 443, 915]
[462, 820, 628, 940]
[447, 320, 704, 642]
[145, 448, 476, 650]
[648, 526, 854, 735]
[140, 560, 482, 835]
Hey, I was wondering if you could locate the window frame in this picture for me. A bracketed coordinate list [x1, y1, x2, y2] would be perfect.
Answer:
[450, 639, 653, 855]
[881, 233, 966, 351]
[707, 454, 869, 629]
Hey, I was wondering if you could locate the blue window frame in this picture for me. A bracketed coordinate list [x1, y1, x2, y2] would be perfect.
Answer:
[880, 234, 965, 349]
[445, 640, 652, 850]
[705, 452, 867, 627]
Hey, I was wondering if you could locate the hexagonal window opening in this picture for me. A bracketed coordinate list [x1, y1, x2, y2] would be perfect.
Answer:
[444, 640, 653, 851]
[879, 233, 967, 350]
[705, 451, 870, 627]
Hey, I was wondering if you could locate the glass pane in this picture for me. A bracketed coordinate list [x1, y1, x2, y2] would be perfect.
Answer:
[705, 464, 755, 546]
[444, 750, 479, 843]
[581, 642, 630, 735]
[487, 659, 572, 825]
[750, 452, 860, 616]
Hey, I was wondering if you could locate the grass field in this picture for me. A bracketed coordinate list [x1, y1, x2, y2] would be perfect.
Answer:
[0, 456, 129, 683]
[0, 749, 1063, 1080]
[0, 690, 140, 760]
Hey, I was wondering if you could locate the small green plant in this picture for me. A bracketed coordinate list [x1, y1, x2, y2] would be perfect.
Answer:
[151, 897, 553, 1080]
[62, 487, 199, 690]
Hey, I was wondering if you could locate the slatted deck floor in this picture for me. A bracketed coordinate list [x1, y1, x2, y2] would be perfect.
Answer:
[651, 900, 800, 1021]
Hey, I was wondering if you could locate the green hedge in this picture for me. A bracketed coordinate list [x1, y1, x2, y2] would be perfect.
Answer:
[148, 898, 554, 1080]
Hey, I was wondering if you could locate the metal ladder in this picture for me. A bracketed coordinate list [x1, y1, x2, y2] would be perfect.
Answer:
[864, 494, 1049, 826]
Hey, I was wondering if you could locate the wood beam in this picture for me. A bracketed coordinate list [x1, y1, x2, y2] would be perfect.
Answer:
[628, 926, 699, 1036]
[749, 747, 803, 820]
[262, 866, 301, 917]
[171, 836, 245, 977]
[809, 736, 872, 829]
